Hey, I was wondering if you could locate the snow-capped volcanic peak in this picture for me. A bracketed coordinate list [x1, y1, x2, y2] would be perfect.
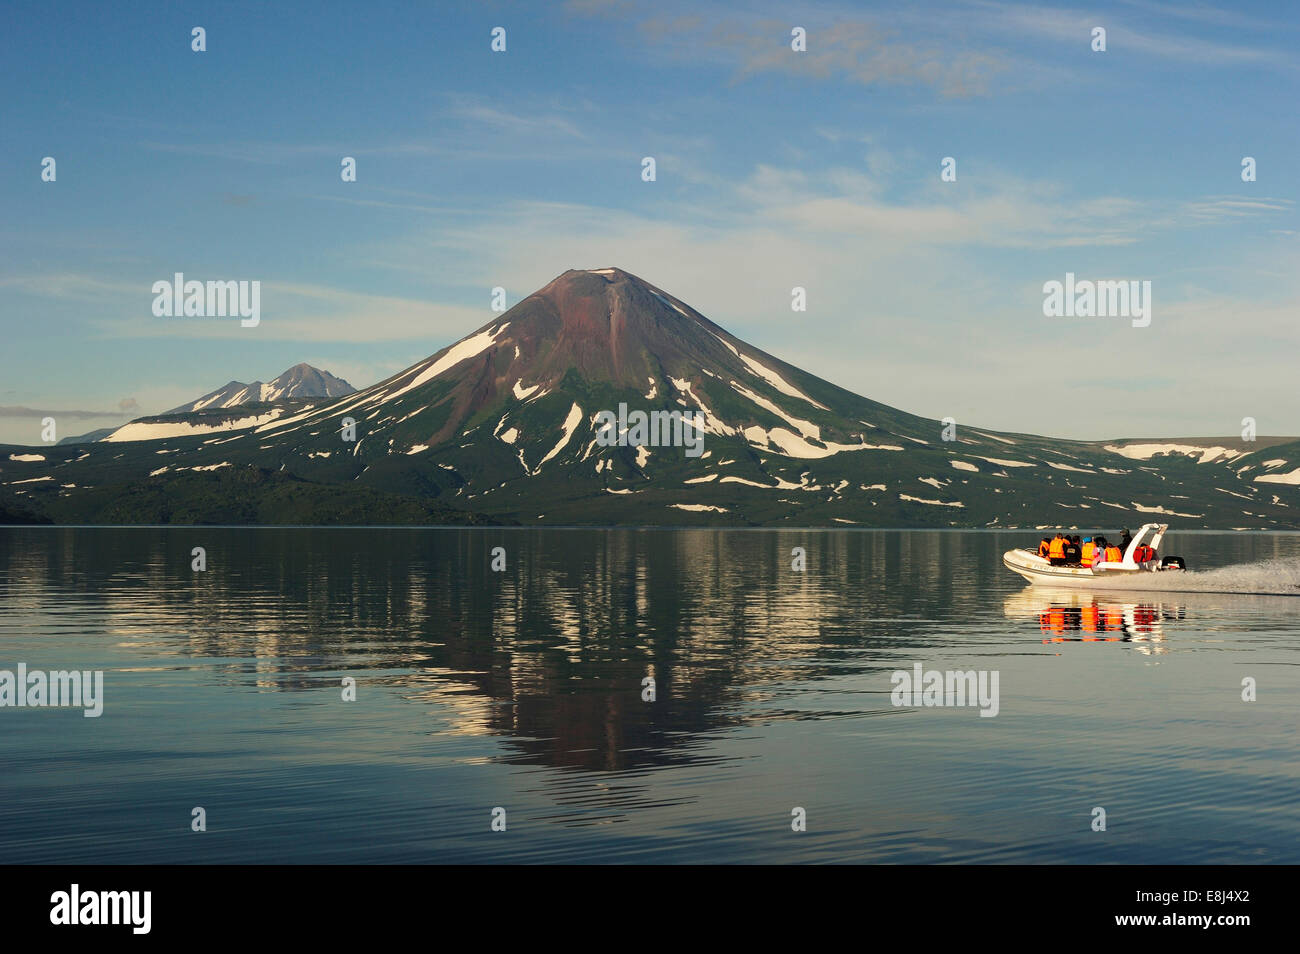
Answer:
[168, 363, 355, 413]
[263, 363, 356, 401]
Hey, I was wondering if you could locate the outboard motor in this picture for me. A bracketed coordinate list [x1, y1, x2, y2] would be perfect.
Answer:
[1160, 555, 1186, 571]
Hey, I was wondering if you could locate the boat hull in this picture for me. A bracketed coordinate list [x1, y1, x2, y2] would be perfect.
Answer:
[1002, 548, 1144, 586]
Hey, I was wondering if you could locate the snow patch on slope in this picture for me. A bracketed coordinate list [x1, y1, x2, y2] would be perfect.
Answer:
[743, 425, 900, 459]
[531, 403, 582, 475]
[388, 323, 510, 403]
[1105, 443, 1242, 464]
[1255, 468, 1300, 486]
[105, 411, 283, 443]
[719, 475, 777, 489]
[669, 377, 738, 437]
[969, 430, 1017, 445]
[1047, 461, 1095, 473]
[729, 381, 819, 439]
[899, 494, 964, 508]
[1132, 502, 1203, 517]
[710, 333, 829, 410]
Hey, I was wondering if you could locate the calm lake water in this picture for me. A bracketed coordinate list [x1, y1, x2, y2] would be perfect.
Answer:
[2, 527, 1298, 864]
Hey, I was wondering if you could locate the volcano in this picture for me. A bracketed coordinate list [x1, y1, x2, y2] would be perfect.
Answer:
[4, 268, 1299, 527]
[249, 267, 913, 461]
[165, 363, 356, 415]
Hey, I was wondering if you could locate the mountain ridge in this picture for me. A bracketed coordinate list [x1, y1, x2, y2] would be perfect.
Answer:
[166, 362, 355, 414]
[4, 268, 1299, 527]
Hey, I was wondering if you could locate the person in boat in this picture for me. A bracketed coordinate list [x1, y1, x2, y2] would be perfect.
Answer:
[1104, 540, 1123, 563]
[1119, 527, 1133, 551]
[1091, 536, 1108, 566]
[1038, 536, 1051, 558]
[1081, 536, 1097, 566]
[1047, 532, 1067, 565]
[1132, 540, 1157, 563]
[1064, 535, 1081, 564]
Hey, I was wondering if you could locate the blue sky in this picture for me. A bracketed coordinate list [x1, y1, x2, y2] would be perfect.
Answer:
[2, 0, 1297, 444]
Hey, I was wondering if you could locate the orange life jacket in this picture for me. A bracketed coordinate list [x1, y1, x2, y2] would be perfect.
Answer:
[1048, 537, 1065, 558]
[1081, 542, 1096, 563]
[1104, 546, 1122, 562]
[1038, 541, 1050, 557]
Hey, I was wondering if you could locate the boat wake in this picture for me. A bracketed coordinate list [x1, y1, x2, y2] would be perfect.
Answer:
[1073, 558, 1300, 596]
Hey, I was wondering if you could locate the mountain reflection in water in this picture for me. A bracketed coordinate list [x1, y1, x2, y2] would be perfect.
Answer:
[2, 527, 1298, 863]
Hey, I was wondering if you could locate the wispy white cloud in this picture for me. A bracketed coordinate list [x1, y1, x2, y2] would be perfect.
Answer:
[87, 280, 487, 344]
[0, 273, 142, 300]
[962, 0, 1297, 68]
[1114, 0, 1299, 32]
[631, 13, 1008, 96]
[0, 405, 129, 420]
[1182, 197, 1295, 222]
[450, 103, 592, 141]
[563, 0, 635, 16]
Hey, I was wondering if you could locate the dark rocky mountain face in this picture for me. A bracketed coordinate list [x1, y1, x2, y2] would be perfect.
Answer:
[4, 268, 1298, 527]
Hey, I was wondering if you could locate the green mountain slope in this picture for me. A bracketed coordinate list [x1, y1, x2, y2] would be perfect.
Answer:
[4, 268, 1298, 528]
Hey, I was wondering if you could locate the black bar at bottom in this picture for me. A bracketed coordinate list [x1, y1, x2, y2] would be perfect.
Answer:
[4, 863, 1280, 941]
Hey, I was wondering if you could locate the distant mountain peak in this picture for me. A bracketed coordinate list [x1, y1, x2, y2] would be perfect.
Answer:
[165, 363, 355, 415]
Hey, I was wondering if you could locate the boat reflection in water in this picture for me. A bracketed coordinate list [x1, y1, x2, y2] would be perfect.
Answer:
[1003, 586, 1186, 653]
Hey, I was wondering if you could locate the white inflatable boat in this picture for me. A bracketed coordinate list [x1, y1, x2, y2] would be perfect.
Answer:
[1003, 522, 1186, 586]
